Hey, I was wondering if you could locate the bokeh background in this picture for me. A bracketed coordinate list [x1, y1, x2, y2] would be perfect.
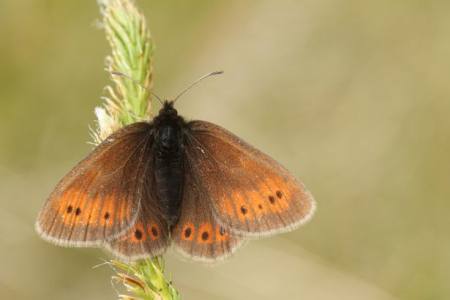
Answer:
[1, 0, 449, 299]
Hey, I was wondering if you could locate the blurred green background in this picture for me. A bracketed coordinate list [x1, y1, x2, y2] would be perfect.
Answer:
[1, 0, 449, 299]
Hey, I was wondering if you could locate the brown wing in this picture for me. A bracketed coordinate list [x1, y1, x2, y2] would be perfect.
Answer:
[184, 120, 315, 238]
[105, 188, 170, 261]
[171, 160, 243, 262]
[35, 122, 154, 247]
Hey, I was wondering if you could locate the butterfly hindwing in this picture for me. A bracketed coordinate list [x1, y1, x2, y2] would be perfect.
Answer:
[172, 160, 243, 262]
[36, 122, 153, 246]
[105, 191, 170, 261]
[185, 121, 315, 238]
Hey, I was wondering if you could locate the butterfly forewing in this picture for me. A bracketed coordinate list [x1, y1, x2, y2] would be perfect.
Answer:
[172, 161, 243, 262]
[185, 121, 315, 238]
[36, 122, 153, 246]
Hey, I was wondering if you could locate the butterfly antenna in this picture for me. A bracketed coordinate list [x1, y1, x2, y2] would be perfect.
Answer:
[111, 71, 163, 105]
[173, 70, 224, 103]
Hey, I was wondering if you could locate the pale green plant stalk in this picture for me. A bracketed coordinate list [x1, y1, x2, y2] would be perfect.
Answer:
[94, 0, 153, 143]
[93, 0, 180, 299]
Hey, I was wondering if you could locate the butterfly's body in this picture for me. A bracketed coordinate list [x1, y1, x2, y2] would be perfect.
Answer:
[36, 101, 315, 262]
[152, 104, 186, 227]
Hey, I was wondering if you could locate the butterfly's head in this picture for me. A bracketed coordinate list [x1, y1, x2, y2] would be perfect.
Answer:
[160, 100, 178, 116]
[153, 100, 182, 126]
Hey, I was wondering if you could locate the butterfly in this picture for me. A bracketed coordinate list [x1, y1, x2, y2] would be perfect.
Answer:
[35, 99, 315, 262]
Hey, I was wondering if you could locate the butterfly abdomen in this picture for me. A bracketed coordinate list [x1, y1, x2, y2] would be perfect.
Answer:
[153, 123, 185, 227]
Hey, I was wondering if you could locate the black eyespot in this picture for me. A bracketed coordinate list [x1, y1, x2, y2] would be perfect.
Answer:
[151, 226, 159, 237]
[219, 227, 226, 236]
[268, 196, 276, 204]
[104, 212, 110, 220]
[134, 229, 143, 240]
[75, 207, 82, 215]
[184, 227, 192, 238]
[66, 206, 73, 213]
[240, 206, 248, 215]
[201, 231, 209, 241]
[276, 190, 283, 198]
